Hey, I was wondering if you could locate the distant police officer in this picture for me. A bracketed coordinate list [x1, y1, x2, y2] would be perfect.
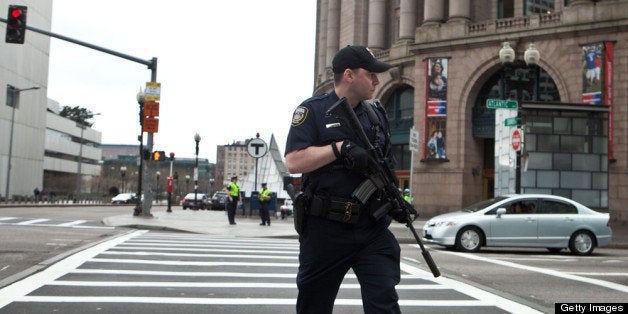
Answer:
[226, 176, 240, 225]
[403, 188, 414, 203]
[258, 183, 272, 226]
[285, 45, 400, 313]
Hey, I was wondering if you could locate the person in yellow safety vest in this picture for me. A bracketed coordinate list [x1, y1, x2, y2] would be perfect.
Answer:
[226, 176, 240, 225]
[258, 182, 272, 226]
[403, 188, 413, 204]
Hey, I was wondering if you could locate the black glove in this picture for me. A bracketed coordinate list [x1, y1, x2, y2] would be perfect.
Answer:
[340, 140, 370, 172]
[390, 203, 418, 223]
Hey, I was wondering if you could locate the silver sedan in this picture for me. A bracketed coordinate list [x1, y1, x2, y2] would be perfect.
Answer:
[423, 194, 612, 255]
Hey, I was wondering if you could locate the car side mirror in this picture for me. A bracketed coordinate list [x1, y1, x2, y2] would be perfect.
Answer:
[496, 208, 507, 218]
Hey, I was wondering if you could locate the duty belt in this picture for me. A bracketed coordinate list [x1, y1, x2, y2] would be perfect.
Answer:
[308, 195, 361, 224]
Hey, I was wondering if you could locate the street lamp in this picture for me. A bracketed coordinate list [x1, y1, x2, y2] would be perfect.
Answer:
[120, 166, 127, 193]
[4, 85, 39, 203]
[194, 133, 201, 210]
[499, 42, 540, 194]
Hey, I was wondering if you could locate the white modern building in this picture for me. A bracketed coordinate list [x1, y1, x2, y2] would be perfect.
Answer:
[44, 99, 102, 196]
[0, 1, 52, 199]
[1, 1, 102, 199]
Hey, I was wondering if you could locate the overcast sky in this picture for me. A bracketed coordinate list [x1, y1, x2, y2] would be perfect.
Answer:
[47, 0, 317, 163]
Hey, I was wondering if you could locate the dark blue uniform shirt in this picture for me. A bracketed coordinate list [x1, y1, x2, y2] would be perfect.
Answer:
[285, 91, 392, 200]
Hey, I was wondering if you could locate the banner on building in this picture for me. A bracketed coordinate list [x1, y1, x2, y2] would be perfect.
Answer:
[581, 42, 614, 159]
[422, 58, 449, 161]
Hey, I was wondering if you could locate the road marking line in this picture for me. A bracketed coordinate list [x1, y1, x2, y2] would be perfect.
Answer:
[434, 249, 628, 293]
[57, 220, 87, 227]
[568, 272, 628, 276]
[69, 269, 428, 280]
[15, 219, 49, 225]
[0, 230, 148, 309]
[0, 217, 18, 221]
[400, 263, 543, 313]
[100, 250, 299, 260]
[47, 281, 446, 290]
[88, 258, 298, 268]
[13, 296, 499, 307]
[113, 245, 299, 254]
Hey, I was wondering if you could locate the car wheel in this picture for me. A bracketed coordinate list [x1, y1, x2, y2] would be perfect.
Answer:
[547, 248, 563, 253]
[569, 230, 595, 255]
[456, 227, 482, 253]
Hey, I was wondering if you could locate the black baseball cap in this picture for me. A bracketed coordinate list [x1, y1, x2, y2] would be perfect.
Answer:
[332, 45, 391, 74]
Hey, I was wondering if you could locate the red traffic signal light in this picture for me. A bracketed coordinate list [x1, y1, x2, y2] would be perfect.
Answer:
[5, 5, 27, 44]
[152, 151, 166, 161]
[169, 152, 175, 161]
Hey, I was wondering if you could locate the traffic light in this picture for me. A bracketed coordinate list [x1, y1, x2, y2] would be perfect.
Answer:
[169, 152, 175, 161]
[142, 148, 151, 160]
[152, 151, 166, 161]
[5, 5, 27, 44]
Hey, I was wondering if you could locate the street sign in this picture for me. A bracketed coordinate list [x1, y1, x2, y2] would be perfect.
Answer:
[512, 128, 522, 151]
[247, 138, 268, 158]
[142, 116, 159, 133]
[409, 127, 420, 153]
[145, 82, 161, 101]
[504, 117, 518, 126]
[487, 99, 518, 109]
[144, 101, 159, 117]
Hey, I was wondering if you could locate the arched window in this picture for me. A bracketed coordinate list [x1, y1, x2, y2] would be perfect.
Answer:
[384, 86, 414, 170]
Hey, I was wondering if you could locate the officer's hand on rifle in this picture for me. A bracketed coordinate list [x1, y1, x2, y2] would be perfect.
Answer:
[389, 204, 418, 223]
[340, 140, 370, 172]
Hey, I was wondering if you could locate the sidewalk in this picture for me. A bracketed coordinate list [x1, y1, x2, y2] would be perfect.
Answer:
[103, 206, 419, 243]
[103, 206, 628, 248]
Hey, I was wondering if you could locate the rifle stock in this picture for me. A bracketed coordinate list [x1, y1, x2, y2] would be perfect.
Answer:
[326, 97, 441, 278]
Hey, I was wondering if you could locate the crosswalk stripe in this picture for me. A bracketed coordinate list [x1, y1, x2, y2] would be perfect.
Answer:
[15, 219, 50, 225]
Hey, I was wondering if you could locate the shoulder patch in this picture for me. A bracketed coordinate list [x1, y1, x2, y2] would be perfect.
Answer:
[291, 106, 309, 126]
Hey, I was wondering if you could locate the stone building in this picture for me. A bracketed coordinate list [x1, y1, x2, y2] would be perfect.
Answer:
[313, 0, 628, 225]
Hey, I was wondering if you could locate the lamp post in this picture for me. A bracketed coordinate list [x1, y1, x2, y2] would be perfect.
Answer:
[185, 175, 190, 194]
[120, 166, 127, 193]
[75, 112, 100, 199]
[167, 152, 175, 212]
[194, 133, 201, 210]
[134, 90, 146, 216]
[499, 42, 540, 194]
[4, 85, 39, 203]
[156, 171, 161, 204]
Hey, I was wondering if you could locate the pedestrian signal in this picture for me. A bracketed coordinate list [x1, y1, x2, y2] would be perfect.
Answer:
[152, 151, 166, 161]
[5, 5, 27, 44]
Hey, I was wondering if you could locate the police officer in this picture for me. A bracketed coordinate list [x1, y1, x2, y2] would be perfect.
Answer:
[285, 45, 401, 313]
[226, 176, 240, 225]
[403, 188, 414, 203]
[258, 182, 272, 226]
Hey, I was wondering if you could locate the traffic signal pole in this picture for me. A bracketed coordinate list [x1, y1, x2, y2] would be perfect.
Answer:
[1, 15, 158, 217]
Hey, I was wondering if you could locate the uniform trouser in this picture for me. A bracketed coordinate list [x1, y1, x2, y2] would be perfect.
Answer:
[227, 198, 238, 223]
[259, 202, 270, 224]
[296, 216, 401, 314]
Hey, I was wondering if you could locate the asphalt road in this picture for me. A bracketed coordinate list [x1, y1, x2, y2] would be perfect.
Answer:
[1, 205, 626, 313]
[0, 205, 133, 286]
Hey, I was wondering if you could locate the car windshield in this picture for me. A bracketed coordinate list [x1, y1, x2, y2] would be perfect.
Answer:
[462, 196, 509, 212]
[185, 194, 204, 199]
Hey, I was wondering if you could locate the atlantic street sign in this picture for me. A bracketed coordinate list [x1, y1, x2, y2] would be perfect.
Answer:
[487, 99, 518, 109]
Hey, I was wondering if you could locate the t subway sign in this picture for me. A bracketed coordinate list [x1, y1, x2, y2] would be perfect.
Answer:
[247, 138, 268, 158]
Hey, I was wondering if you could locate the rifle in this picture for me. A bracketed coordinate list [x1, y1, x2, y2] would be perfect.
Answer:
[326, 97, 440, 278]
